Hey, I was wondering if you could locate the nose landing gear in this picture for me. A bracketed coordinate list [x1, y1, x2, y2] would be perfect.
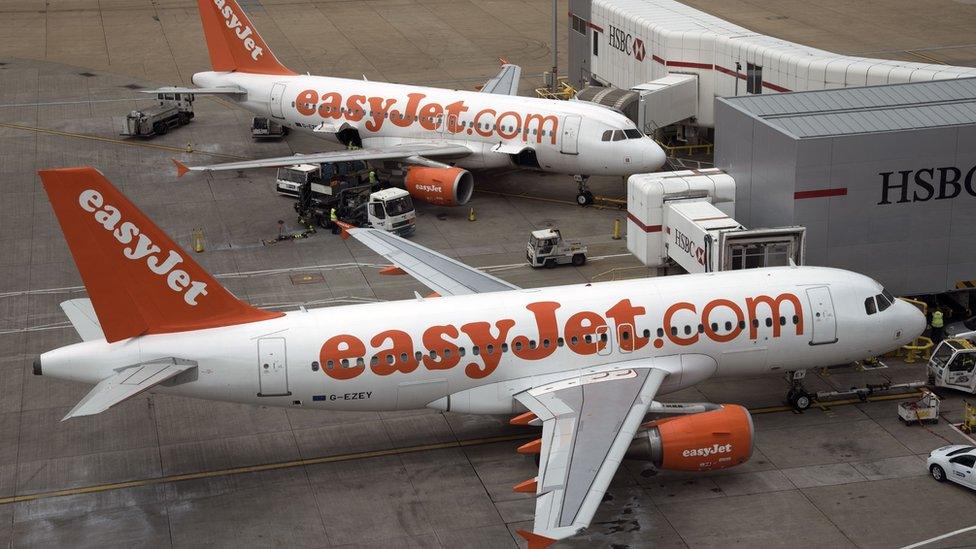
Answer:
[574, 175, 593, 206]
[786, 370, 812, 411]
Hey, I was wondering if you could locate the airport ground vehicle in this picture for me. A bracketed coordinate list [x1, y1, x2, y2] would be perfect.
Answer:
[527, 229, 587, 268]
[282, 163, 416, 236]
[928, 445, 976, 489]
[928, 337, 976, 394]
[897, 390, 940, 424]
[251, 116, 287, 139]
[120, 92, 194, 137]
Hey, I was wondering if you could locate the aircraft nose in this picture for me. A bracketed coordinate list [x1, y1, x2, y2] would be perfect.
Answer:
[898, 299, 926, 343]
[644, 140, 667, 172]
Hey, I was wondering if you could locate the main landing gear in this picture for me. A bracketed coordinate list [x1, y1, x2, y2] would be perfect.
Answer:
[786, 370, 812, 411]
[575, 175, 594, 206]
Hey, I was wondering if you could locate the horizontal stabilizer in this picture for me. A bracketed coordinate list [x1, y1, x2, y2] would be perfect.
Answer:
[141, 86, 247, 96]
[60, 299, 104, 341]
[62, 358, 197, 421]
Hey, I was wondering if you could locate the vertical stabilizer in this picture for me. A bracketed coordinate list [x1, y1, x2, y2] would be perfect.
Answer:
[196, 0, 294, 75]
[40, 167, 282, 342]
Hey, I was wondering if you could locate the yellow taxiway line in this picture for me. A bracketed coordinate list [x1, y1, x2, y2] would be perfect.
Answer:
[0, 121, 246, 160]
[0, 391, 925, 506]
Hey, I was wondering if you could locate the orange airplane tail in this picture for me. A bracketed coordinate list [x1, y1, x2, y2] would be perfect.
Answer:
[39, 167, 282, 343]
[196, 0, 295, 75]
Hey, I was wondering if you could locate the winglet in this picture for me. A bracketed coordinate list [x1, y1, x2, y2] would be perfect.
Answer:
[172, 158, 190, 178]
[516, 530, 556, 549]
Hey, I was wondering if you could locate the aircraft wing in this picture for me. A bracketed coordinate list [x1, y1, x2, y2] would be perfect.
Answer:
[141, 86, 247, 96]
[347, 228, 520, 296]
[62, 358, 197, 421]
[514, 366, 669, 546]
[481, 64, 522, 95]
[173, 143, 472, 176]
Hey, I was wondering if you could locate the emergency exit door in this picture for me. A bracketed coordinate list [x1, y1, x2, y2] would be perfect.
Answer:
[269, 83, 286, 119]
[805, 286, 838, 345]
[258, 337, 290, 396]
[560, 115, 582, 155]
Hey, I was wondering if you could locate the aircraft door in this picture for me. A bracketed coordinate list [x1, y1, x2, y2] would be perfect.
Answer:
[945, 350, 976, 390]
[805, 286, 837, 345]
[560, 115, 582, 155]
[269, 83, 286, 119]
[257, 337, 290, 396]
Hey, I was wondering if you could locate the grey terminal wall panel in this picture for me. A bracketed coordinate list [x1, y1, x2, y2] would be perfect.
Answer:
[715, 78, 976, 295]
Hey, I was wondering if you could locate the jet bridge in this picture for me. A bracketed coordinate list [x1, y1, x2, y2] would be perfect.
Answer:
[576, 74, 698, 135]
[627, 169, 805, 274]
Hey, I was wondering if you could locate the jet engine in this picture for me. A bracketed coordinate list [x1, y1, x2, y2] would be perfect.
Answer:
[403, 166, 474, 206]
[626, 404, 753, 471]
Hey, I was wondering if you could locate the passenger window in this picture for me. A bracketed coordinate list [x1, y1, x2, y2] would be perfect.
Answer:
[865, 297, 877, 315]
[764, 318, 773, 327]
[710, 322, 718, 332]
[514, 341, 523, 351]
[657, 328, 665, 337]
[415, 351, 423, 361]
[557, 337, 565, 347]
[473, 346, 480, 355]
[684, 325, 692, 335]
[739, 321, 747, 329]
[601, 130, 613, 141]
[779, 316, 786, 326]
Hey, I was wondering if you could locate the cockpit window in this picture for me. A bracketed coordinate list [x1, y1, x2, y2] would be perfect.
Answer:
[624, 128, 642, 139]
[612, 130, 625, 141]
[882, 289, 895, 304]
[876, 292, 892, 312]
[864, 297, 877, 315]
[601, 130, 612, 142]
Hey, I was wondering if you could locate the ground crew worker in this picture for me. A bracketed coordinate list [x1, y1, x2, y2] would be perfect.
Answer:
[329, 207, 340, 234]
[931, 309, 945, 346]
[368, 170, 377, 185]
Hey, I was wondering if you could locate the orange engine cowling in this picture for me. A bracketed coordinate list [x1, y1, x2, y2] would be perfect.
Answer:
[626, 404, 754, 471]
[403, 166, 474, 206]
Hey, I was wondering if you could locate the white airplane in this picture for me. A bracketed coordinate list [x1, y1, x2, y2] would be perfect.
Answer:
[37, 167, 924, 547]
[162, 0, 666, 206]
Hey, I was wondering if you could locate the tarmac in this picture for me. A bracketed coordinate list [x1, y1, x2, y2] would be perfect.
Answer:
[2, 1, 976, 548]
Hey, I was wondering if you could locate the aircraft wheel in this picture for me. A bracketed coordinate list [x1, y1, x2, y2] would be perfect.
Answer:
[576, 191, 594, 206]
[790, 390, 812, 411]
